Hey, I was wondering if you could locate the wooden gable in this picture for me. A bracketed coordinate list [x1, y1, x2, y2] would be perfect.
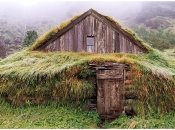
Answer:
[34, 9, 148, 54]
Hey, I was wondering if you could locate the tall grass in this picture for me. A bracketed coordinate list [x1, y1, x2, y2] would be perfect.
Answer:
[0, 51, 96, 106]
[0, 48, 175, 117]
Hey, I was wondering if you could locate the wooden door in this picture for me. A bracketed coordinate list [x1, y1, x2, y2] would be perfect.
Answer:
[97, 69, 124, 122]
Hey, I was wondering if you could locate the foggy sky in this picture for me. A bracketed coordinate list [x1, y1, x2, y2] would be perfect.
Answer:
[0, 1, 142, 26]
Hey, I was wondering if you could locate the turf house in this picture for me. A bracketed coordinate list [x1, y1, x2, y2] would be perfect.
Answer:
[0, 8, 175, 122]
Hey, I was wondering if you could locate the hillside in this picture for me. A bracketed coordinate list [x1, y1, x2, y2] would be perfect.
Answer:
[126, 2, 175, 51]
[0, 45, 175, 128]
[135, 1, 175, 30]
[0, 44, 175, 114]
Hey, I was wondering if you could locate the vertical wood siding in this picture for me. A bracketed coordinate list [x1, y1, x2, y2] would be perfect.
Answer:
[42, 15, 145, 54]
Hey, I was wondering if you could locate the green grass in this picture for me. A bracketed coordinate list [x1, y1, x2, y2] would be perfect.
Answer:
[1, 97, 175, 129]
[103, 113, 175, 129]
[0, 48, 175, 128]
[0, 47, 175, 118]
[163, 48, 175, 58]
[0, 98, 100, 129]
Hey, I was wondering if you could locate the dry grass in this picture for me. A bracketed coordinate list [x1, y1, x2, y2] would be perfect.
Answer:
[103, 15, 122, 27]
[0, 46, 175, 116]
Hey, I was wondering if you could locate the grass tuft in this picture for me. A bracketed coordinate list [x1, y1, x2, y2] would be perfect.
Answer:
[1, 46, 175, 117]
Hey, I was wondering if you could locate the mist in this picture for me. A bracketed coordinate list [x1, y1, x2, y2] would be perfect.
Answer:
[1, 1, 175, 58]
[0, 1, 142, 27]
[0, 0, 142, 57]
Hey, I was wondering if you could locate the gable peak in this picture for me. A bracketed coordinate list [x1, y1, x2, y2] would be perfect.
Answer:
[87, 8, 97, 13]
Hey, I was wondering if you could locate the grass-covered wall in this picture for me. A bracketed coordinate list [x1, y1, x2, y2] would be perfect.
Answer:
[0, 51, 96, 107]
[0, 48, 175, 117]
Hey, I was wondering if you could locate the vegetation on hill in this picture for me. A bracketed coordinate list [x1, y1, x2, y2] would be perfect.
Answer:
[0, 12, 58, 57]
[0, 45, 175, 117]
[0, 98, 100, 129]
[1, 96, 175, 129]
[22, 30, 38, 48]
[1, 22, 175, 126]
[132, 25, 175, 51]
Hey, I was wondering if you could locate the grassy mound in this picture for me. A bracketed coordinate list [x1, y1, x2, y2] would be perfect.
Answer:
[0, 51, 96, 107]
[0, 48, 175, 117]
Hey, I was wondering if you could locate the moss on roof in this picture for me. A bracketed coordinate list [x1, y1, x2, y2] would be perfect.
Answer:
[0, 47, 175, 116]
[103, 15, 122, 27]
[29, 9, 148, 51]
[29, 14, 81, 51]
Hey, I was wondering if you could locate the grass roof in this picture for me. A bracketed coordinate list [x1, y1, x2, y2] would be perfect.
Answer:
[0, 47, 175, 116]
[29, 9, 148, 51]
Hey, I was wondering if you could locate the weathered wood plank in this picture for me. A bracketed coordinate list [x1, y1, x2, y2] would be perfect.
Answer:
[67, 30, 72, 51]
[86, 16, 91, 36]
[90, 15, 94, 36]
[97, 74, 105, 115]
[55, 39, 58, 51]
[112, 30, 115, 53]
[37, 9, 147, 53]
[97, 74, 123, 79]
[97, 21, 104, 53]
[104, 79, 111, 114]
[64, 31, 69, 51]
[108, 26, 112, 53]
[111, 80, 119, 111]
[133, 44, 137, 54]
[127, 40, 131, 53]
[82, 18, 86, 51]
[60, 35, 64, 52]
[104, 24, 108, 53]
[39, 10, 147, 54]
[77, 21, 83, 52]
[120, 35, 123, 52]
[123, 37, 127, 53]
[115, 32, 120, 52]
[73, 25, 78, 52]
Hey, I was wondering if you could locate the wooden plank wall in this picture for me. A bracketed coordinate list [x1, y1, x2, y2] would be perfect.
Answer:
[42, 15, 144, 54]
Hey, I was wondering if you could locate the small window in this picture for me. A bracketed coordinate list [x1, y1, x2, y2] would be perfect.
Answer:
[87, 37, 94, 46]
[87, 37, 94, 52]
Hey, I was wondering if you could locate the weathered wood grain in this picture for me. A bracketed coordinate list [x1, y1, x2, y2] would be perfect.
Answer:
[96, 68, 125, 122]
[38, 10, 147, 54]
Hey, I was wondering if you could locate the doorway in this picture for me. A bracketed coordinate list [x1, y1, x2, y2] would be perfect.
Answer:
[88, 62, 127, 122]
